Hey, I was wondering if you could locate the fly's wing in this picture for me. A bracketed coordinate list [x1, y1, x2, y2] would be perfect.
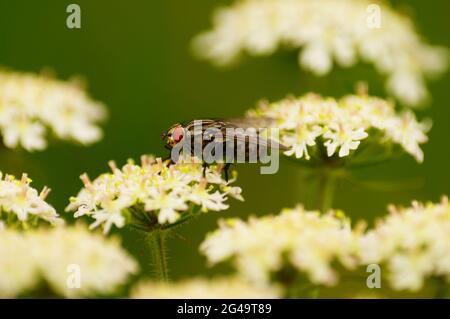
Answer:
[222, 118, 289, 151]
[183, 118, 289, 151]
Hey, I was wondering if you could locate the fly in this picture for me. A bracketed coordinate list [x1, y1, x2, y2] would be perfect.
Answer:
[161, 118, 288, 180]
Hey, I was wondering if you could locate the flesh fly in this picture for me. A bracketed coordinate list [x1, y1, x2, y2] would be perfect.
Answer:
[162, 118, 288, 180]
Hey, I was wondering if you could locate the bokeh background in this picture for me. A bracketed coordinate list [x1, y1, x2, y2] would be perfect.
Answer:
[0, 0, 448, 281]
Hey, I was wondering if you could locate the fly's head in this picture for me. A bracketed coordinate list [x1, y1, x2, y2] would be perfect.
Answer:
[162, 123, 185, 149]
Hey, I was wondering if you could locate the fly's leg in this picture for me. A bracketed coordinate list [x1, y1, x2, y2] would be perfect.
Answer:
[162, 155, 175, 165]
[223, 163, 231, 182]
[162, 144, 174, 163]
[202, 162, 208, 178]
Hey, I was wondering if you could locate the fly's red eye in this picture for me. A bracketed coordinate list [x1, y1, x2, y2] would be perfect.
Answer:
[172, 127, 184, 143]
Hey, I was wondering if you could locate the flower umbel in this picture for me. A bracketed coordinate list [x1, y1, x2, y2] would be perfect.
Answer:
[66, 155, 243, 234]
[0, 69, 106, 151]
[200, 206, 360, 287]
[0, 172, 63, 228]
[246, 92, 430, 163]
[360, 196, 450, 292]
[0, 230, 38, 298]
[0, 225, 138, 298]
[193, 0, 448, 106]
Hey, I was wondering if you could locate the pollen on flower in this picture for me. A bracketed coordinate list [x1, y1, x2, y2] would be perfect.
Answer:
[192, 0, 448, 107]
[0, 172, 63, 228]
[0, 69, 107, 151]
[246, 92, 430, 163]
[66, 155, 243, 234]
[200, 206, 360, 286]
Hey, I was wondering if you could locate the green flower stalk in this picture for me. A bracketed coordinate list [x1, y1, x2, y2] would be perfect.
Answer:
[66, 155, 243, 281]
[149, 230, 169, 282]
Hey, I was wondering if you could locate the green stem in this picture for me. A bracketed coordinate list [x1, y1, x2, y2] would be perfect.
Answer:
[317, 170, 336, 212]
[161, 213, 192, 230]
[149, 230, 169, 282]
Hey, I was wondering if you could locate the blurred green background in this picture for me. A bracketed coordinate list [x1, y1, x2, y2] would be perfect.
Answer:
[0, 0, 448, 281]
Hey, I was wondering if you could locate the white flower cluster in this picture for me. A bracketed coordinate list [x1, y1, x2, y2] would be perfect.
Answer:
[201, 198, 450, 294]
[0, 230, 37, 298]
[0, 226, 138, 298]
[193, 0, 448, 106]
[132, 276, 280, 299]
[360, 197, 450, 292]
[0, 70, 106, 151]
[66, 155, 243, 234]
[200, 206, 360, 286]
[0, 172, 63, 227]
[247, 92, 429, 162]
